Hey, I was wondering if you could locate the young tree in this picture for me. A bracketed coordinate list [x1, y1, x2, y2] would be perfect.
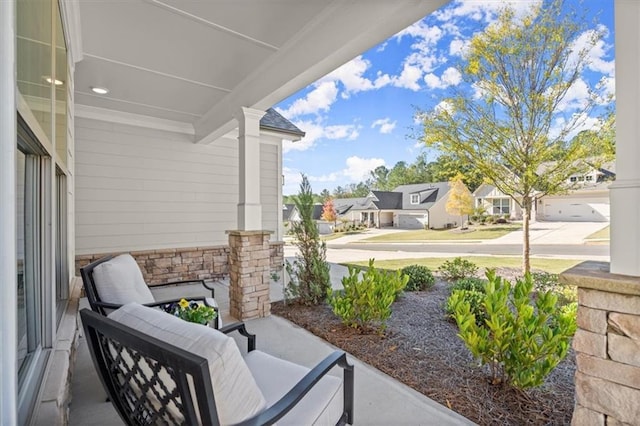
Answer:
[446, 173, 475, 229]
[286, 174, 331, 305]
[421, 0, 610, 273]
[321, 198, 337, 223]
[320, 188, 332, 202]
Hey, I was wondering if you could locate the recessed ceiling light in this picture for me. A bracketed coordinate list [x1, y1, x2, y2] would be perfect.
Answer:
[43, 76, 64, 86]
[91, 86, 109, 95]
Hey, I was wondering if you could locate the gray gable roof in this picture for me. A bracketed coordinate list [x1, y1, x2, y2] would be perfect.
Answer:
[370, 191, 403, 209]
[393, 182, 451, 210]
[260, 108, 305, 137]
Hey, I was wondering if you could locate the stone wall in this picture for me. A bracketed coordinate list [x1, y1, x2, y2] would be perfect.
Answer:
[560, 261, 640, 425]
[75, 246, 230, 285]
[76, 242, 284, 285]
[228, 231, 272, 320]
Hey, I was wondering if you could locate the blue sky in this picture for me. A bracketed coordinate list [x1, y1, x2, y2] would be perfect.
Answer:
[276, 0, 615, 195]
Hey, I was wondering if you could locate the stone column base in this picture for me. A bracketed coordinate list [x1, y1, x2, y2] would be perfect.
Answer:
[227, 230, 273, 320]
[560, 261, 640, 425]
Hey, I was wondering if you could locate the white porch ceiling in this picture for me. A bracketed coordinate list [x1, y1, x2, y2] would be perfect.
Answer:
[74, 0, 448, 143]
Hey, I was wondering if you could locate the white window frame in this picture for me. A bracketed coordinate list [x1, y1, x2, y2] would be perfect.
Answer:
[410, 194, 420, 204]
[492, 198, 510, 215]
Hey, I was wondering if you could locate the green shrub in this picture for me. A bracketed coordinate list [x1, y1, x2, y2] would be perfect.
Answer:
[438, 257, 478, 281]
[450, 270, 577, 389]
[446, 289, 486, 325]
[400, 265, 435, 291]
[532, 272, 577, 307]
[285, 175, 331, 305]
[328, 259, 408, 332]
[452, 277, 487, 293]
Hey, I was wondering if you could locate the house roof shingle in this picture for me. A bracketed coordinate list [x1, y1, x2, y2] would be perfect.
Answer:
[392, 182, 451, 210]
[260, 108, 305, 137]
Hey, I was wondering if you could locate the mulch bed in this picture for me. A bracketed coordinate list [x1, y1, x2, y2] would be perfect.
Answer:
[272, 271, 575, 425]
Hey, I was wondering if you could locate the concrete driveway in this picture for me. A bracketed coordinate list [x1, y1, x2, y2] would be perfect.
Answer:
[484, 221, 609, 245]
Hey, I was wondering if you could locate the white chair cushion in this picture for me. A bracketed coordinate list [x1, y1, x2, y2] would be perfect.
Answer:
[108, 303, 267, 424]
[93, 254, 155, 305]
[245, 350, 344, 426]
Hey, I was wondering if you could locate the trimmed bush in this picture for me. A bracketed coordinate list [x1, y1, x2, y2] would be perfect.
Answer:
[446, 289, 486, 325]
[532, 272, 577, 307]
[452, 277, 487, 293]
[450, 270, 577, 389]
[438, 257, 478, 281]
[401, 265, 435, 291]
[328, 259, 408, 332]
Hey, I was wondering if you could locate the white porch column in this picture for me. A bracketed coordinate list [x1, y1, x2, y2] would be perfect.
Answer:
[236, 107, 266, 230]
[610, 1, 640, 277]
[0, 0, 18, 422]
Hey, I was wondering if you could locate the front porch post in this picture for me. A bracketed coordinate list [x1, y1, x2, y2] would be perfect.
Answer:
[236, 107, 266, 230]
[0, 0, 18, 422]
[561, 6, 640, 425]
[610, 0, 640, 277]
[228, 107, 271, 320]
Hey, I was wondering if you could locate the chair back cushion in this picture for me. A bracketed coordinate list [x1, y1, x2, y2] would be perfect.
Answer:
[92, 254, 155, 305]
[108, 303, 267, 424]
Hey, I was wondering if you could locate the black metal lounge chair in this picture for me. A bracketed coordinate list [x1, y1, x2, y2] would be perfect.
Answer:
[80, 253, 221, 328]
[80, 304, 354, 425]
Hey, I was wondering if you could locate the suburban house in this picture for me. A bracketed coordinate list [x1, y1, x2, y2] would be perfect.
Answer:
[333, 182, 462, 229]
[2, 1, 640, 425]
[474, 162, 615, 222]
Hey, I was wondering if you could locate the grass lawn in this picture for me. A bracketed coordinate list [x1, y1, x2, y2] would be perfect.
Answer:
[585, 225, 610, 240]
[359, 224, 521, 242]
[346, 256, 582, 274]
[321, 230, 364, 242]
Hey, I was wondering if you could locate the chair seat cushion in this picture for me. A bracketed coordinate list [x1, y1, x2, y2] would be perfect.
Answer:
[92, 254, 155, 305]
[108, 303, 266, 424]
[245, 350, 344, 426]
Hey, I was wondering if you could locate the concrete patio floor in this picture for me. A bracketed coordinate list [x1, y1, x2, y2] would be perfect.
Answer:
[68, 266, 474, 425]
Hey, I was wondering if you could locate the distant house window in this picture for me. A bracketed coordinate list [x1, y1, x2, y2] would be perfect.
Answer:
[586, 175, 593, 181]
[570, 176, 577, 182]
[410, 194, 420, 204]
[476, 198, 482, 207]
[578, 176, 585, 181]
[492, 198, 510, 215]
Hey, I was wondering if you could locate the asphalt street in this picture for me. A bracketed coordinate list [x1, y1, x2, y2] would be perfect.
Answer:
[326, 242, 609, 257]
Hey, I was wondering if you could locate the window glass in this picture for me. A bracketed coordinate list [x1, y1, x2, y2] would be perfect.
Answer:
[492, 199, 510, 215]
[55, 1, 67, 167]
[410, 194, 420, 204]
[17, 0, 53, 141]
[16, 148, 42, 382]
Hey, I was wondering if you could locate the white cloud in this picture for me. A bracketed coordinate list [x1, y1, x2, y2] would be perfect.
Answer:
[569, 26, 614, 77]
[319, 55, 392, 100]
[424, 67, 462, 89]
[282, 120, 360, 153]
[434, 0, 540, 24]
[396, 21, 444, 46]
[283, 166, 304, 195]
[557, 78, 591, 112]
[278, 81, 338, 118]
[325, 124, 360, 140]
[371, 118, 397, 134]
[343, 156, 386, 181]
[449, 38, 469, 57]
[434, 100, 454, 114]
[392, 63, 423, 91]
[549, 112, 603, 141]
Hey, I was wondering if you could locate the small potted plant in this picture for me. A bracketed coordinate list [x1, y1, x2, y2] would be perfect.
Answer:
[163, 299, 217, 325]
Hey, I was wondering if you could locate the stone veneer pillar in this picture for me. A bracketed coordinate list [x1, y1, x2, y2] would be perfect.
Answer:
[227, 230, 272, 320]
[560, 262, 640, 425]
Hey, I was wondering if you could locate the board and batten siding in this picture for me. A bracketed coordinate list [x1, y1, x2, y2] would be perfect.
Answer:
[75, 117, 281, 255]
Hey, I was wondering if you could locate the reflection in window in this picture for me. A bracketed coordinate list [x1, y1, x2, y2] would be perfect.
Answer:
[492, 198, 510, 215]
[16, 149, 42, 382]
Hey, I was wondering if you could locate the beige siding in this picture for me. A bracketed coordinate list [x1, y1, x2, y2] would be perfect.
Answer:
[75, 117, 281, 254]
[428, 194, 462, 229]
[260, 143, 278, 237]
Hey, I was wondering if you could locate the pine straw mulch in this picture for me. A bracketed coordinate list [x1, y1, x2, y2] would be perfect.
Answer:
[272, 273, 575, 426]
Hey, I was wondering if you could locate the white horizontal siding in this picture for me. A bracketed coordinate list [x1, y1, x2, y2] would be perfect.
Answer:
[75, 117, 281, 254]
[261, 143, 278, 237]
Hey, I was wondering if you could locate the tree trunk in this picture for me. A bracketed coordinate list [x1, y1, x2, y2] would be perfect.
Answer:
[522, 197, 531, 275]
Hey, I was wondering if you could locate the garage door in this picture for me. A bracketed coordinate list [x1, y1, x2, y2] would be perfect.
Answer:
[397, 214, 426, 229]
[542, 198, 609, 222]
